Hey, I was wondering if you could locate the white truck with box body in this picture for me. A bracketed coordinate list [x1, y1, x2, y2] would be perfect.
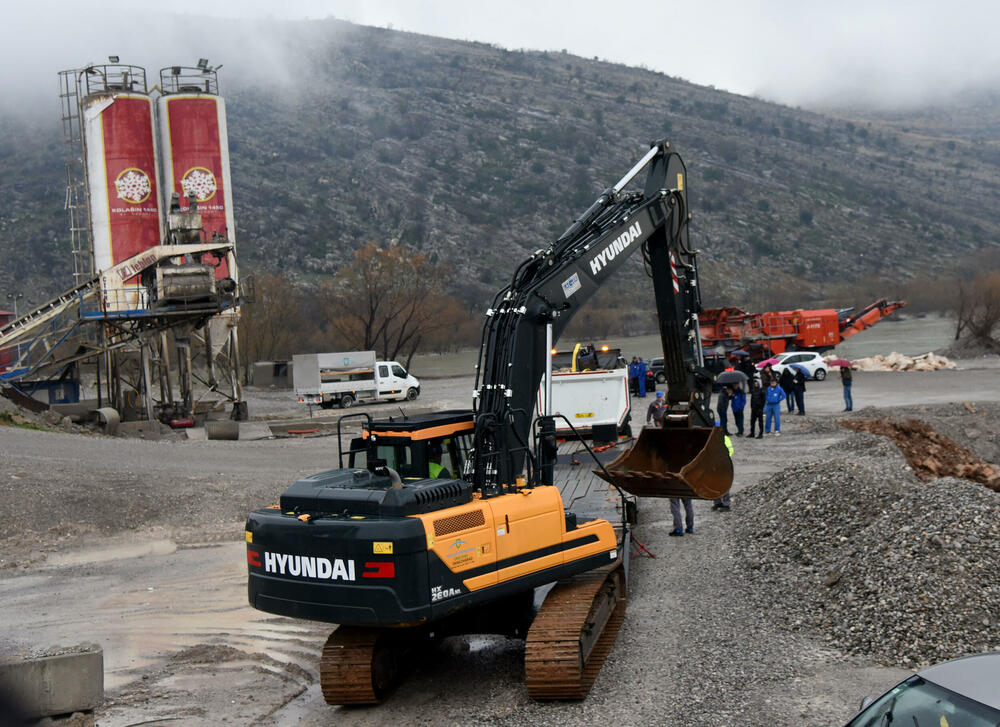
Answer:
[293, 351, 420, 409]
[536, 344, 631, 437]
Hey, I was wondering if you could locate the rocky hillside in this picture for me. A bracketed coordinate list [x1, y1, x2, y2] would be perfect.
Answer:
[1, 18, 998, 313]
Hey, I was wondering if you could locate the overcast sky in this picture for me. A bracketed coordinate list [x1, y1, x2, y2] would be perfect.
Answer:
[4, 0, 1000, 111]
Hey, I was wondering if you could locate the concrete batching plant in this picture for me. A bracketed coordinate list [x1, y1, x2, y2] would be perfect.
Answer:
[0, 60, 250, 425]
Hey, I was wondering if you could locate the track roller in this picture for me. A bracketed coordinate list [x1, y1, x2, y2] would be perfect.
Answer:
[524, 562, 626, 700]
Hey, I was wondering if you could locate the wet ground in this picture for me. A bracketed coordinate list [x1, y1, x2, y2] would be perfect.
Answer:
[1, 360, 998, 725]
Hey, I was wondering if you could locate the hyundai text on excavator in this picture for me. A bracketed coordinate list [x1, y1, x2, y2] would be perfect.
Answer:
[245, 140, 733, 703]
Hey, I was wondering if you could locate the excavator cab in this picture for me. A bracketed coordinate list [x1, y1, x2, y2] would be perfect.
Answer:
[344, 410, 475, 481]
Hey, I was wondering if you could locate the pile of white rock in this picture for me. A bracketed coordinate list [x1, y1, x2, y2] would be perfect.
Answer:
[836, 352, 956, 372]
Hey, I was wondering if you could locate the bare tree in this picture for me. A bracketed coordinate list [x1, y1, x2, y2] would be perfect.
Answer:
[318, 242, 464, 368]
[965, 272, 1000, 350]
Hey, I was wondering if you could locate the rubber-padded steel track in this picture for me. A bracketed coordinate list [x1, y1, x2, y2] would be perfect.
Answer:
[320, 626, 402, 705]
[524, 563, 626, 700]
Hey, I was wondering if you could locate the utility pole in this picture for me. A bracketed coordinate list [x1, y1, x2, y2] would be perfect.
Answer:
[6, 293, 24, 362]
[6, 292, 23, 318]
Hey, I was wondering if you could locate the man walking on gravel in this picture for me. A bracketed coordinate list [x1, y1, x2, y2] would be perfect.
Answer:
[669, 497, 694, 536]
[647, 391, 668, 426]
[841, 366, 853, 411]
[764, 378, 785, 435]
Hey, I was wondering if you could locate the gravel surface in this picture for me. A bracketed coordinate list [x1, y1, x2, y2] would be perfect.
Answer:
[2, 367, 999, 725]
[735, 416, 1000, 669]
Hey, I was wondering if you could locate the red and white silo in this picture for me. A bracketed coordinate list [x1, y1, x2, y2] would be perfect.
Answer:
[80, 66, 163, 279]
[157, 67, 238, 282]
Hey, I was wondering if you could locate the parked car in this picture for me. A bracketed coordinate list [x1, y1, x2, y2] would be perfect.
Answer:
[843, 652, 1000, 726]
[650, 356, 666, 383]
[771, 351, 828, 380]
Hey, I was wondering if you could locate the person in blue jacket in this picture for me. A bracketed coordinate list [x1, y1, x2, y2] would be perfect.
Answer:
[636, 357, 647, 397]
[731, 385, 746, 436]
[764, 378, 785, 435]
[628, 357, 640, 396]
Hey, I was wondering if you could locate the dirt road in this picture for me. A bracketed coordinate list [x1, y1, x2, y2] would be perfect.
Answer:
[1, 363, 997, 725]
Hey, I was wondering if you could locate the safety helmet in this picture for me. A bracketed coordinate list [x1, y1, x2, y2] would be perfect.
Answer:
[656, 391, 664, 398]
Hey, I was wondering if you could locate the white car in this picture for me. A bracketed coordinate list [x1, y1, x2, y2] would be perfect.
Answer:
[771, 351, 828, 380]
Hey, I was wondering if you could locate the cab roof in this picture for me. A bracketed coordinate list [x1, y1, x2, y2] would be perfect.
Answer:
[364, 409, 474, 440]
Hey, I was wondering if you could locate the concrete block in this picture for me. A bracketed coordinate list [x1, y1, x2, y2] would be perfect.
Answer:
[0, 644, 103, 718]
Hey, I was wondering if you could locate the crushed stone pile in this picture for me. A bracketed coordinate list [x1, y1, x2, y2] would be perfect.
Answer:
[735, 437, 1000, 668]
[843, 418, 999, 491]
[849, 351, 956, 372]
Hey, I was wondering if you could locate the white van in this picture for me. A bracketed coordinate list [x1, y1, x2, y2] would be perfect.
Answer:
[293, 351, 420, 408]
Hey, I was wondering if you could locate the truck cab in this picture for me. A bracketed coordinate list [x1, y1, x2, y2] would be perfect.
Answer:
[375, 361, 420, 402]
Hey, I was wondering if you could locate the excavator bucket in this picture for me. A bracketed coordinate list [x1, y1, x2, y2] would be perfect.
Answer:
[594, 425, 733, 499]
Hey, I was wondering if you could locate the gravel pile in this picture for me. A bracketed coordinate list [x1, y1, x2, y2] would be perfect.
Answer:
[735, 436, 1000, 668]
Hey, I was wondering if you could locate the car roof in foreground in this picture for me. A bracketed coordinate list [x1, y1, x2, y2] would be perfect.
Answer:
[918, 652, 1000, 710]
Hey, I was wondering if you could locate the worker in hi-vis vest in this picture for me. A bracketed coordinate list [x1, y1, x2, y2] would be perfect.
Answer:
[427, 441, 451, 479]
[713, 431, 733, 511]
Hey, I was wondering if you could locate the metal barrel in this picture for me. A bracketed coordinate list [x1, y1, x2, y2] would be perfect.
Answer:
[594, 425, 732, 499]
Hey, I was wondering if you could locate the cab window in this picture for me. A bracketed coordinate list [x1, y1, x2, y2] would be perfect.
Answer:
[392, 365, 407, 378]
[378, 364, 389, 378]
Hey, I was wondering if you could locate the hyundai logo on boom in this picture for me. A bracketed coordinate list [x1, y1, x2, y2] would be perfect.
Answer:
[588, 222, 642, 276]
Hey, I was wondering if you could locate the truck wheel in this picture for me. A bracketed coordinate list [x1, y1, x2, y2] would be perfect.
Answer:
[406, 388, 418, 401]
[339, 394, 355, 409]
[814, 368, 827, 381]
[656, 371, 666, 384]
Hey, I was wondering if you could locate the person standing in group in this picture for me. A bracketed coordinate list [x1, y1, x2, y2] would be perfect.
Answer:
[748, 379, 765, 438]
[716, 384, 732, 435]
[713, 429, 734, 511]
[841, 366, 854, 411]
[738, 355, 756, 385]
[779, 367, 796, 413]
[636, 357, 647, 398]
[628, 357, 640, 396]
[792, 367, 807, 415]
[760, 363, 775, 387]
[647, 390, 668, 426]
[764, 378, 785, 435]
[731, 385, 746, 436]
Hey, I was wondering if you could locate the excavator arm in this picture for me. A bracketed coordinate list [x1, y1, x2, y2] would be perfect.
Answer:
[472, 140, 727, 498]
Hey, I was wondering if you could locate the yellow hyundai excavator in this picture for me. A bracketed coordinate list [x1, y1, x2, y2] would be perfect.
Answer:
[245, 140, 732, 703]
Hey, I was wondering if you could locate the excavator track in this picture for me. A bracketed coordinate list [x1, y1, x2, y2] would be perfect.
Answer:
[524, 562, 626, 700]
[320, 626, 408, 705]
